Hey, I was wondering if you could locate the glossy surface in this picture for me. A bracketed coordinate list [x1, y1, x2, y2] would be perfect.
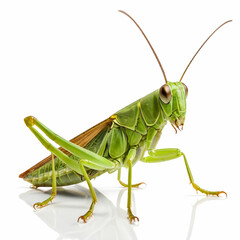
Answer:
[159, 84, 172, 104]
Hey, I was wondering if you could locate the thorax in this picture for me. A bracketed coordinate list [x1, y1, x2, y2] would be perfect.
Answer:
[111, 90, 168, 167]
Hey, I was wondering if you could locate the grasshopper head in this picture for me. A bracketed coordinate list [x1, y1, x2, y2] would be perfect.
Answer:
[118, 10, 231, 133]
[159, 82, 188, 132]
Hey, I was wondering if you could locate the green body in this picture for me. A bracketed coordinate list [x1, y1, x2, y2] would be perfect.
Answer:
[23, 82, 186, 187]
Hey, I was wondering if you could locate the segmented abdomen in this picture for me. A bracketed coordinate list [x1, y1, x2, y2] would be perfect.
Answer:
[25, 155, 105, 187]
[23, 128, 109, 187]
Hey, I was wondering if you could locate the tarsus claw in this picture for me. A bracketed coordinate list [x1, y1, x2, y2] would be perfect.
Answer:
[77, 211, 93, 223]
[133, 182, 146, 188]
[129, 215, 139, 223]
[33, 202, 49, 210]
[128, 209, 139, 223]
[217, 191, 227, 198]
[78, 216, 87, 223]
[33, 203, 42, 210]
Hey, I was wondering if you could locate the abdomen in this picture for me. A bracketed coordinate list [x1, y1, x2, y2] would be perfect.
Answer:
[22, 128, 110, 187]
[24, 156, 106, 187]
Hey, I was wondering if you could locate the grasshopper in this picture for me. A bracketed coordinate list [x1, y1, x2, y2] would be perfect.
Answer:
[20, 11, 230, 223]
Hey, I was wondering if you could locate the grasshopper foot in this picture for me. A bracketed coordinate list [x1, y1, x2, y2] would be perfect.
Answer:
[192, 183, 227, 197]
[33, 202, 49, 210]
[216, 191, 227, 197]
[128, 209, 139, 223]
[77, 201, 95, 223]
[77, 211, 93, 223]
[131, 182, 146, 188]
[33, 194, 55, 210]
[119, 180, 146, 188]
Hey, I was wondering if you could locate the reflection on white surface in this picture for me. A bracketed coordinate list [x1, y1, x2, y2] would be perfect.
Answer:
[20, 186, 137, 240]
[19, 186, 224, 240]
[185, 197, 225, 240]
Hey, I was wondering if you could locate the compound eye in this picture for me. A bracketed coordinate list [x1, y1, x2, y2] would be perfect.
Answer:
[182, 82, 188, 98]
[159, 84, 172, 104]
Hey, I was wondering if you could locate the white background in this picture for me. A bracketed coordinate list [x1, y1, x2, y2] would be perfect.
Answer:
[1, 0, 239, 239]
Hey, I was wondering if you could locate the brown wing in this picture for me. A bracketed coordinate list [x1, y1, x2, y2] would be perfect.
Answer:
[19, 117, 114, 178]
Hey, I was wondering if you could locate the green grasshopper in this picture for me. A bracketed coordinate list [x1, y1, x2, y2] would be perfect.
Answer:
[19, 11, 230, 223]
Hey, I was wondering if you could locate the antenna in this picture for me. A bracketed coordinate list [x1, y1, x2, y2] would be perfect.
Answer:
[179, 20, 232, 82]
[119, 10, 168, 83]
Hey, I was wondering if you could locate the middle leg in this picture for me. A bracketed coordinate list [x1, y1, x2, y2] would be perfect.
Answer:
[125, 148, 139, 223]
[117, 168, 145, 188]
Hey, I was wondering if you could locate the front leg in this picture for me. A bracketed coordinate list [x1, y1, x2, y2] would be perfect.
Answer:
[125, 148, 139, 223]
[141, 148, 227, 197]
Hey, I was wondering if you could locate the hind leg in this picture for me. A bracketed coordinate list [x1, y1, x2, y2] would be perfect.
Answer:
[33, 153, 57, 209]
